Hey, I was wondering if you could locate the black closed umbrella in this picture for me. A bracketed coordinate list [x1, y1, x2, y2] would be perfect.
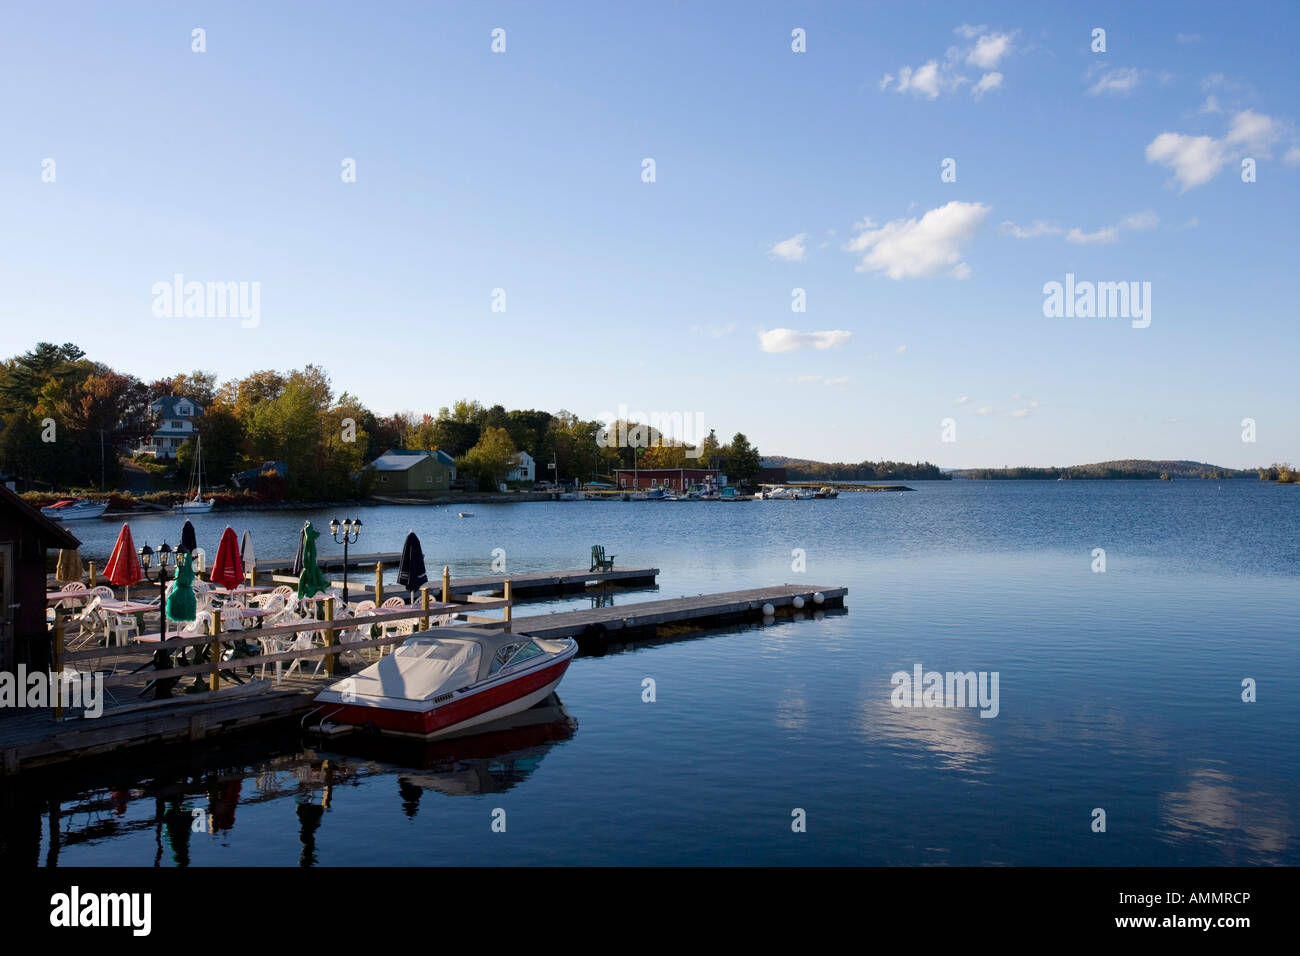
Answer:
[291, 524, 307, 577]
[396, 531, 428, 596]
[179, 520, 197, 555]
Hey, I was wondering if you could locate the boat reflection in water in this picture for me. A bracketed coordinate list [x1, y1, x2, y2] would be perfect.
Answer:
[323, 694, 578, 810]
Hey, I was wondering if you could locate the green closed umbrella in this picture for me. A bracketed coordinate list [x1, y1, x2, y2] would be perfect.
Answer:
[166, 551, 197, 624]
[296, 522, 330, 600]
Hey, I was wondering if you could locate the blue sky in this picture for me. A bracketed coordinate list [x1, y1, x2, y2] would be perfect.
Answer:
[1, 1, 1296, 468]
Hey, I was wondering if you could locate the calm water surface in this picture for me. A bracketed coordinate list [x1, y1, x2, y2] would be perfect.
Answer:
[5, 480, 1297, 865]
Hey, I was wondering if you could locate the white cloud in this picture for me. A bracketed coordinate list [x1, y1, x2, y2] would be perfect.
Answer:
[894, 60, 954, 99]
[967, 33, 1013, 69]
[895, 345, 907, 354]
[954, 396, 969, 404]
[1177, 33, 1201, 43]
[759, 328, 852, 353]
[882, 26, 1015, 100]
[823, 376, 850, 387]
[847, 201, 990, 279]
[1001, 219, 1061, 239]
[1001, 211, 1157, 244]
[1285, 146, 1300, 166]
[1119, 210, 1159, 231]
[1146, 132, 1227, 189]
[768, 233, 807, 262]
[972, 72, 1003, 100]
[1065, 226, 1120, 244]
[975, 406, 993, 415]
[1008, 408, 1031, 419]
[1087, 66, 1142, 96]
[1200, 95, 1222, 114]
[1224, 109, 1280, 152]
[1145, 107, 1286, 190]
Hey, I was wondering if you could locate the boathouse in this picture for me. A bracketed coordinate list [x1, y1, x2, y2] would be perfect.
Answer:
[614, 467, 721, 490]
[364, 448, 457, 494]
[0, 484, 79, 675]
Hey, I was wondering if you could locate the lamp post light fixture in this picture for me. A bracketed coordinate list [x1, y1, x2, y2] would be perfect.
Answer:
[329, 518, 362, 604]
[138, 541, 174, 642]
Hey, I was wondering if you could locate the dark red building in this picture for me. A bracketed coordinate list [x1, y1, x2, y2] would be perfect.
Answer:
[0, 485, 80, 673]
[613, 468, 721, 490]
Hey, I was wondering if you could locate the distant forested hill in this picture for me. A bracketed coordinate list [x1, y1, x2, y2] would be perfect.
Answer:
[948, 460, 1255, 480]
[763, 456, 949, 481]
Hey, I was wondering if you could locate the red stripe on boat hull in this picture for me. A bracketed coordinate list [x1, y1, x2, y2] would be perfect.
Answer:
[327, 654, 574, 737]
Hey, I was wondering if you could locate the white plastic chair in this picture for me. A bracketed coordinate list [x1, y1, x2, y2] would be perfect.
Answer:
[66, 596, 106, 649]
[104, 612, 140, 646]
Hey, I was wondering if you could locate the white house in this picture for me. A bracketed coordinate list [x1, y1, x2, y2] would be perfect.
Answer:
[136, 395, 201, 459]
[506, 451, 535, 483]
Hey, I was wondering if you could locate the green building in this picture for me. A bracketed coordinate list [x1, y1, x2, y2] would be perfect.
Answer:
[365, 448, 457, 495]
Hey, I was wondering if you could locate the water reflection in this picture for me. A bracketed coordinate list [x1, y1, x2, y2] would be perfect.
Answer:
[324, 694, 577, 805]
[857, 690, 995, 776]
[1159, 766, 1295, 863]
[7, 696, 575, 866]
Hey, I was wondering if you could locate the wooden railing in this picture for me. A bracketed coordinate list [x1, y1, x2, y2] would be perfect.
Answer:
[49, 581, 515, 719]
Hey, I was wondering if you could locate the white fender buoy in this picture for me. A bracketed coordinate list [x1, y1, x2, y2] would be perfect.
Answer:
[792, 595, 805, 609]
[813, 591, 825, 605]
[762, 602, 775, 616]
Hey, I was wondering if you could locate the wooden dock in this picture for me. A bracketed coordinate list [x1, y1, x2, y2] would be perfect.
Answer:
[1, 583, 845, 775]
[499, 584, 847, 646]
[312, 566, 660, 600]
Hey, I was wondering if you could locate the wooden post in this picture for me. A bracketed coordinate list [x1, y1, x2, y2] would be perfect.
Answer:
[323, 596, 336, 676]
[441, 565, 451, 604]
[374, 562, 384, 606]
[504, 580, 513, 633]
[248, 563, 257, 587]
[52, 611, 65, 720]
[209, 613, 222, 692]
[420, 587, 430, 630]
[88, 561, 97, 587]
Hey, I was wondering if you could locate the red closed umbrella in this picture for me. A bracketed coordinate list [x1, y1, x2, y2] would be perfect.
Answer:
[104, 524, 143, 599]
[209, 526, 245, 590]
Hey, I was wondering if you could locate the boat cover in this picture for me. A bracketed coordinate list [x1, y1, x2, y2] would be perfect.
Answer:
[346, 637, 483, 702]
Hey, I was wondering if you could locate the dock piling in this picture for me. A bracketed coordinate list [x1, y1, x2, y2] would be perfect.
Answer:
[52, 611, 64, 720]
[209, 614, 222, 692]
[323, 597, 336, 676]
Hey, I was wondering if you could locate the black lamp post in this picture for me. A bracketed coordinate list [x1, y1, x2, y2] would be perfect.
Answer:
[138, 541, 174, 642]
[329, 518, 362, 604]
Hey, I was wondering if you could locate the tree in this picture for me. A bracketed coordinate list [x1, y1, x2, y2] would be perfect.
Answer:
[699, 429, 721, 470]
[459, 426, 516, 490]
[723, 432, 761, 484]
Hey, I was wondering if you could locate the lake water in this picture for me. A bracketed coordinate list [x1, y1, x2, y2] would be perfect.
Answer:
[5, 480, 1298, 865]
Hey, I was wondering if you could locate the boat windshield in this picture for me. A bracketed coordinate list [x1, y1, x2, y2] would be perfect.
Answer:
[489, 639, 545, 674]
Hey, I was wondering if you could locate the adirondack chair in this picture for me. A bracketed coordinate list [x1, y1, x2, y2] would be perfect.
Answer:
[590, 544, 615, 572]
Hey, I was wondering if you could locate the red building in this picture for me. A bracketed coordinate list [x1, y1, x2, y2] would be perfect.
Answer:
[613, 468, 721, 490]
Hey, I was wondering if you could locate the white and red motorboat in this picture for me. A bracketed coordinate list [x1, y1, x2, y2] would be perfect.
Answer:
[314, 629, 578, 739]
